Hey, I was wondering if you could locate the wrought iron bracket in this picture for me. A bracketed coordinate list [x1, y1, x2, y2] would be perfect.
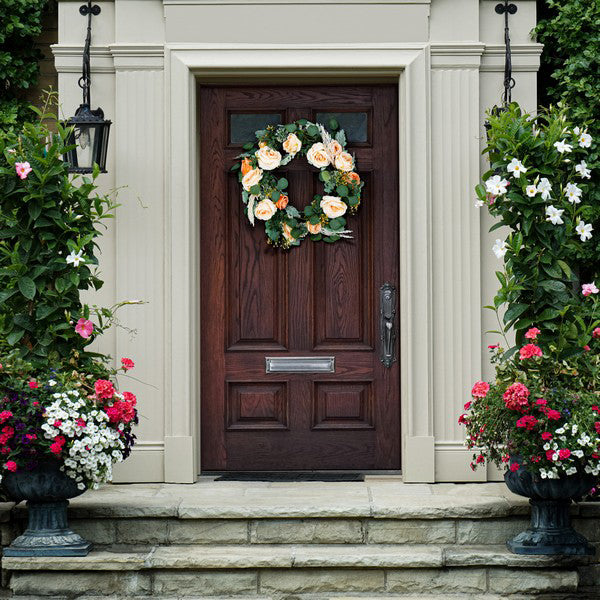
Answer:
[79, 3, 101, 16]
[495, 2, 517, 15]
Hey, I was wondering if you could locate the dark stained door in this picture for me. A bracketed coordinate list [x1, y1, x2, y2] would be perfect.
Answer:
[200, 84, 400, 471]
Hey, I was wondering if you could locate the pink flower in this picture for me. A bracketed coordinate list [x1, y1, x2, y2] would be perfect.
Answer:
[546, 449, 557, 461]
[584, 345, 591, 352]
[49, 442, 62, 455]
[122, 391, 137, 406]
[541, 432, 553, 441]
[464, 401, 472, 410]
[471, 381, 490, 398]
[516, 415, 538, 431]
[501, 455, 510, 463]
[488, 344, 499, 350]
[582, 283, 599, 296]
[558, 448, 571, 460]
[519, 344, 543, 360]
[531, 455, 541, 463]
[53, 420, 62, 427]
[525, 327, 541, 340]
[503, 382, 530, 412]
[593, 328, 600, 339]
[121, 358, 135, 371]
[4, 461, 17, 472]
[15, 162, 32, 180]
[546, 409, 561, 420]
[94, 379, 115, 399]
[76, 418, 86, 428]
[510, 463, 520, 472]
[75, 318, 94, 339]
[476, 455, 485, 464]
[0, 411, 13, 424]
[458, 414, 469, 425]
[28, 381, 38, 389]
[536, 398, 547, 406]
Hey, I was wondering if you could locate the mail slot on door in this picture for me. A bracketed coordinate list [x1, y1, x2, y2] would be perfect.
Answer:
[265, 357, 335, 374]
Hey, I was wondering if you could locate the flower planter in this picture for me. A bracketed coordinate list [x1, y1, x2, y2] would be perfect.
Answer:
[2, 461, 91, 556]
[504, 461, 595, 555]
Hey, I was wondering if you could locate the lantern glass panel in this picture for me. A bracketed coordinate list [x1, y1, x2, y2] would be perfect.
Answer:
[74, 124, 97, 171]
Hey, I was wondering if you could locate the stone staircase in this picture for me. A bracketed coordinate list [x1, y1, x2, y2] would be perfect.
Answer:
[1, 479, 599, 599]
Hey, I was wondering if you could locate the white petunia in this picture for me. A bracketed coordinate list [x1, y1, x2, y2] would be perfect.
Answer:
[576, 220, 593, 242]
[545, 205, 564, 225]
[66, 250, 85, 267]
[566, 466, 578, 476]
[565, 182, 582, 204]
[507, 158, 527, 178]
[492, 239, 508, 259]
[575, 160, 591, 179]
[554, 140, 572, 154]
[525, 185, 538, 198]
[474, 199, 485, 208]
[537, 178, 552, 200]
[485, 175, 509, 196]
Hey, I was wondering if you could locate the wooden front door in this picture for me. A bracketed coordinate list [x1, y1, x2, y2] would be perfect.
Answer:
[200, 84, 399, 471]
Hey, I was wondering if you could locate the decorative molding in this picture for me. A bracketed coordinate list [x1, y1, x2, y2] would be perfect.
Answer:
[164, 0, 430, 4]
[110, 44, 165, 70]
[52, 44, 114, 74]
[481, 43, 543, 72]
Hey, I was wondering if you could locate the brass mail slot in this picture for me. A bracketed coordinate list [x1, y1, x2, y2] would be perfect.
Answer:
[265, 357, 335, 374]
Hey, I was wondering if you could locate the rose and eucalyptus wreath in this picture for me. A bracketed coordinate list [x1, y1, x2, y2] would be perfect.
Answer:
[232, 118, 364, 249]
[0, 96, 140, 490]
[460, 103, 600, 481]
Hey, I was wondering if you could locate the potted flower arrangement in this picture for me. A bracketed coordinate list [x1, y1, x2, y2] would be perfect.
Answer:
[0, 96, 139, 556]
[460, 103, 598, 555]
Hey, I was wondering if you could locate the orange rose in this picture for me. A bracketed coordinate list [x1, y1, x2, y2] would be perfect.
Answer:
[282, 223, 295, 243]
[276, 194, 289, 210]
[306, 221, 322, 235]
[241, 158, 252, 175]
[345, 172, 360, 184]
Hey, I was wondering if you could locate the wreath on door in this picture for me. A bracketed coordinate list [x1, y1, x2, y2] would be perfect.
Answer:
[232, 119, 364, 249]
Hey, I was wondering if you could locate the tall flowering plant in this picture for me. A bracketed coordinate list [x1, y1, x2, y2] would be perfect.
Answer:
[0, 96, 139, 488]
[479, 103, 597, 357]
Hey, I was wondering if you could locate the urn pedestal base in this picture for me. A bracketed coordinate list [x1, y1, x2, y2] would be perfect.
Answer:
[507, 498, 594, 556]
[4, 500, 91, 557]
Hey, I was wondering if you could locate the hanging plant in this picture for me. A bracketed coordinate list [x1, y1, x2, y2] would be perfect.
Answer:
[232, 119, 364, 249]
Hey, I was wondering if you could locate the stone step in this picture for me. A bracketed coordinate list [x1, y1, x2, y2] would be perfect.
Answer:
[4, 544, 585, 597]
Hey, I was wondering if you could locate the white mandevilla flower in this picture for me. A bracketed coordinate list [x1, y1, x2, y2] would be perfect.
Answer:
[507, 158, 527, 178]
[492, 239, 508, 259]
[574, 127, 593, 148]
[485, 175, 509, 196]
[66, 250, 85, 267]
[525, 184, 537, 198]
[565, 182, 582, 204]
[536, 178, 552, 200]
[545, 205, 564, 225]
[576, 220, 593, 242]
[575, 160, 592, 179]
[554, 140, 572, 154]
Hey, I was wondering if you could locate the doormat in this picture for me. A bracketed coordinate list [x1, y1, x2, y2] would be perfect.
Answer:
[214, 472, 365, 482]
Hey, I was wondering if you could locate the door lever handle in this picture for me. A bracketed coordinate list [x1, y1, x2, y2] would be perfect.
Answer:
[380, 283, 397, 368]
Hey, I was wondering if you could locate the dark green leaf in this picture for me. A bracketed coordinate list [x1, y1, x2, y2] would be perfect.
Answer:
[18, 277, 36, 300]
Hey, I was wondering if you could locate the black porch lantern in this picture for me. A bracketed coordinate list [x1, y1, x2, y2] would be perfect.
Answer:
[64, 1, 111, 174]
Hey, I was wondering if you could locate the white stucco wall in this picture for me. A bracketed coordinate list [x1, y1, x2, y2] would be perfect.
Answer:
[53, 0, 541, 483]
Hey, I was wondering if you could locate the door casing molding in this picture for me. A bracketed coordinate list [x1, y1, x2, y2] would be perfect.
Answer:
[163, 43, 434, 482]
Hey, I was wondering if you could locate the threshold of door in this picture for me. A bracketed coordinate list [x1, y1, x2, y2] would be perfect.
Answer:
[211, 471, 365, 482]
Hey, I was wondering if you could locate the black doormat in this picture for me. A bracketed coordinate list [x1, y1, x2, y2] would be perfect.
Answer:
[214, 472, 365, 482]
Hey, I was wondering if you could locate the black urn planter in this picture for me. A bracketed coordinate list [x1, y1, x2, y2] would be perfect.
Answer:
[504, 461, 595, 556]
[2, 461, 91, 556]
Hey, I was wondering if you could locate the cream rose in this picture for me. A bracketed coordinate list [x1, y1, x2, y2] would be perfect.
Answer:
[254, 198, 277, 221]
[320, 196, 347, 219]
[306, 221, 322, 235]
[242, 168, 263, 191]
[283, 133, 302, 156]
[282, 223, 295, 243]
[326, 140, 343, 158]
[255, 146, 282, 171]
[307, 143, 331, 169]
[334, 152, 354, 172]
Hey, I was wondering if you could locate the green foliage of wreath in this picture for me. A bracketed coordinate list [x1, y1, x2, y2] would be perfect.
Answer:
[232, 119, 364, 249]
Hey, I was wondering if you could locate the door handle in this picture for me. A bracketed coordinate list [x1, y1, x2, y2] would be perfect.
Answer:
[380, 283, 397, 368]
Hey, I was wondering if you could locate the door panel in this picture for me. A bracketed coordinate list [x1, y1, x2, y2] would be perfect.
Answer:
[200, 84, 399, 471]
